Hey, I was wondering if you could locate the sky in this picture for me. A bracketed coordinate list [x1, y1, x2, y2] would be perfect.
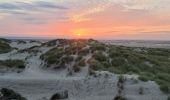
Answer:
[0, 0, 170, 40]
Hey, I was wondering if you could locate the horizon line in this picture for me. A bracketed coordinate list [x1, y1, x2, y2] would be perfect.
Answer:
[1, 35, 170, 42]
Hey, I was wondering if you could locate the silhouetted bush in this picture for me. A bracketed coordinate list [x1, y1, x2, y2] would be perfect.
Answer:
[88, 69, 97, 77]
[0, 38, 12, 54]
[0, 88, 27, 100]
[50, 90, 68, 100]
[73, 65, 81, 73]
[113, 95, 127, 100]
[167, 96, 170, 100]
[160, 84, 169, 93]
[138, 76, 149, 82]
[0, 59, 25, 69]
[92, 52, 107, 62]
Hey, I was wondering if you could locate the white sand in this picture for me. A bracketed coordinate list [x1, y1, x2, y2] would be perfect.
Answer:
[0, 40, 169, 100]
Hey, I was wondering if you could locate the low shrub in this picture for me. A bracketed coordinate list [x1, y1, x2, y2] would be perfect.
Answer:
[90, 43, 106, 52]
[167, 96, 170, 100]
[88, 69, 97, 77]
[160, 84, 169, 93]
[113, 95, 127, 100]
[92, 52, 107, 62]
[138, 76, 149, 82]
[0, 88, 27, 100]
[89, 59, 103, 71]
[79, 48, 90, 56]
[0, 59, 25, 69]
[50, 90, 68, 100]
[118, 75, 125, 84]
[77, 59, 86, 67]
[73, 65, 81, 72]
[0, 40, 12, 54]
[111, 57, 126, 67]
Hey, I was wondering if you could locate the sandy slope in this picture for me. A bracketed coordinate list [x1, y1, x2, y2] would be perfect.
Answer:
[0, 74, 168, 100]
[0, 40, 169, 100]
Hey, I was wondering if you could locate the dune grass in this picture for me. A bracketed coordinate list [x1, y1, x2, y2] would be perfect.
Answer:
[0, 59, 25, 69]
[41, 39, 170, 93]
[0, 38, 12, 54]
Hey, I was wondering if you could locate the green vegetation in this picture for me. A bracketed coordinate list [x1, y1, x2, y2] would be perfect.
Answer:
[88, 44, 170, 93]
[41, 39, 92, 70]
[0, 88, 27, 100]
[159, 84, 170, 93]
[89, 41, 106, 52]
[0, 38, 12, 54]
[167, 96, 170, 100]
[138, 76, 149, 82]
[0, 59, 25, 69]
[88, 59, 105, 71]
[42, 39, 59, 47]
[18, 46, 40, 54]
[88, 68, 97, 77]
[41, 47, 71, 69]
[0, 38, 11, 43]
[41, 39, 170, 93]
[75, 56, 86, 68]
[92, 51, 107, 62]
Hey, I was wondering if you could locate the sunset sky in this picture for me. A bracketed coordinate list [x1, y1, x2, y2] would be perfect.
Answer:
[0, 0, 170, 40]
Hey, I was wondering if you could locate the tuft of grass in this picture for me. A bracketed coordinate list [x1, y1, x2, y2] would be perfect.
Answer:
[18, 46, 40, 54]
[159, 84, 170, 93]
[88, 68, 97, 77]
[92, 51, 107, 62]
[89, 42, 106, 52]
[0, 38, 11, 43]
[88, 59, 103, 71]
[167, 96, 170, 100]
[0, 59, 25, 69]
[0, 38, 12, 54]
[138, 76, 149, 82]
[113, 95, 127, 100]
[118, 75, 126, 84]
[40, 39, 170, 93]
[73, 65, 81, 72]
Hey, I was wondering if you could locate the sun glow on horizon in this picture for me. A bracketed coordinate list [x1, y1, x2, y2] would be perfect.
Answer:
[77, 33, 81, 36]
[0, 0, 170, 40]
[72, 28, 88, 38]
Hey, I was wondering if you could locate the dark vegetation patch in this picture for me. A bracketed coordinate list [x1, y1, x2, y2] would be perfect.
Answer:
[41, 39, 170, 93]
[167, 96, 170, 100]
[50, 90, 68, 100]
[0, 59, 26, 69]
[107, 46, 170, 93]
[17, 40, 27, 44]
[0, 38, 11, 43]
[0, 88, 27, 100]
[113, 95, 127, 100]
[0, 38, 13, 54]
[18, 46, 40, 54]
[40, 39, 93, 71]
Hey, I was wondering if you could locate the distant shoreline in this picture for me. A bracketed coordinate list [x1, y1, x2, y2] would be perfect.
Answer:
[1, 36, 170, 42]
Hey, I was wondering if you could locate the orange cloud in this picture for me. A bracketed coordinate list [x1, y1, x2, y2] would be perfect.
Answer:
[0, 0, 170, 40]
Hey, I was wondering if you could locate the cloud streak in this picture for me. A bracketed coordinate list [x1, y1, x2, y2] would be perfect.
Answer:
[0, 0, 170, 40]
[0, 1, 68, 11]
[0, 1, 68, 24]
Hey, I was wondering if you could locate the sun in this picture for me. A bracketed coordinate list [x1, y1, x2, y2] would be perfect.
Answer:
[72, 28, 88, 38]
[77, 33, 81, 36]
